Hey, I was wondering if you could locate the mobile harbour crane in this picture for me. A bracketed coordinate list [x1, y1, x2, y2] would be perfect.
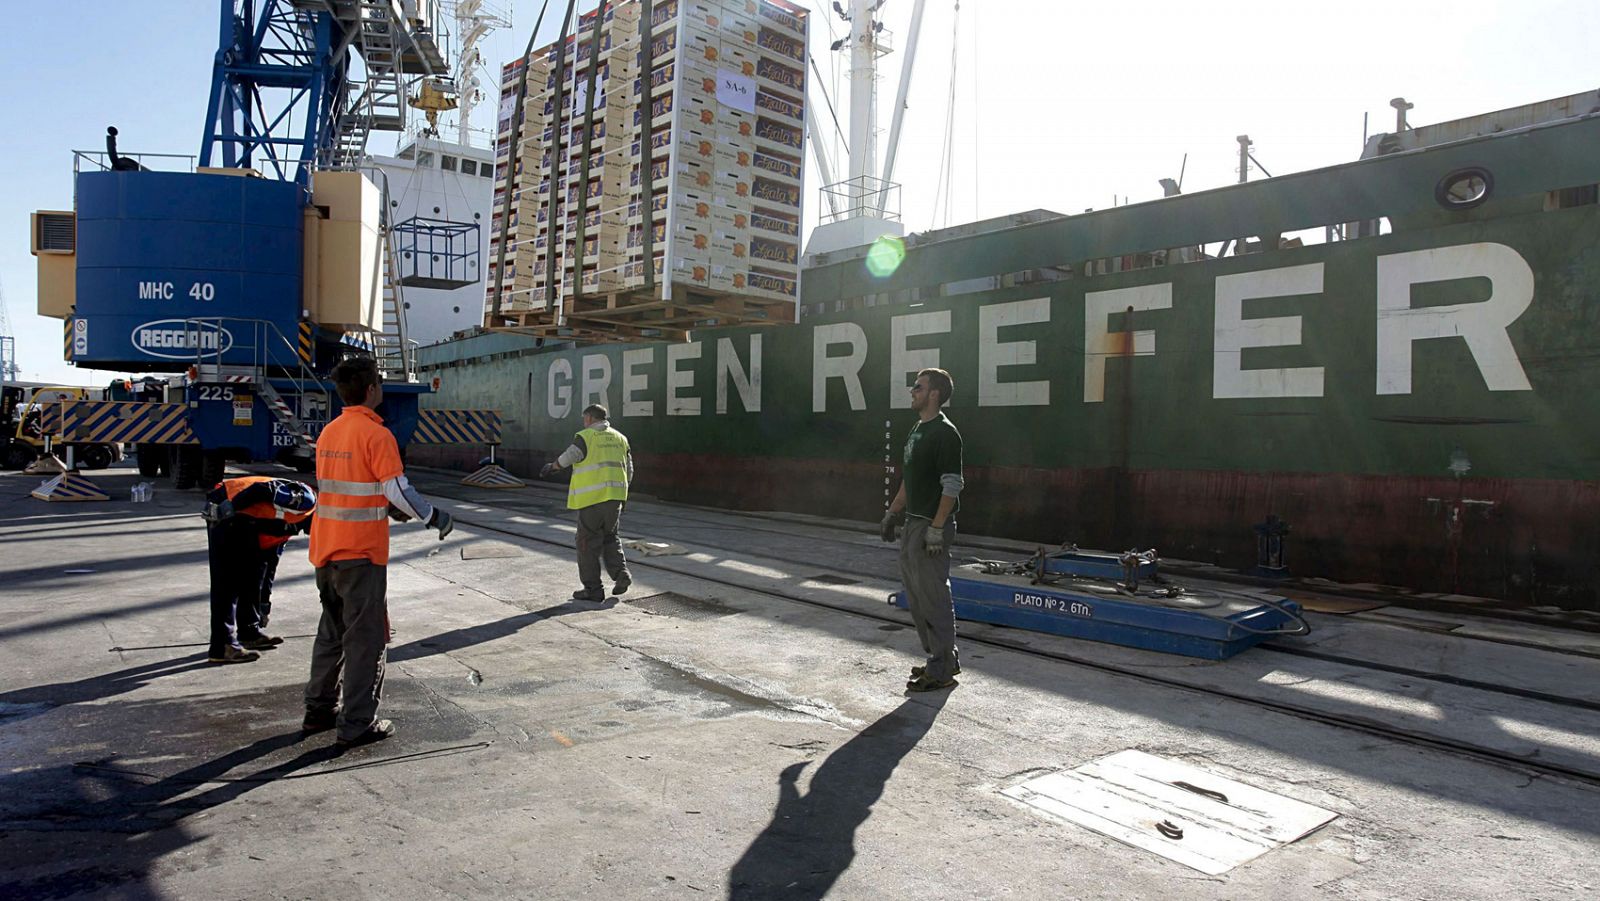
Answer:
[27, 1, 499, 495]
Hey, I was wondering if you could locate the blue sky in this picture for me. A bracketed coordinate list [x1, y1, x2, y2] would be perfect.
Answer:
[4, 0, 1598, 385]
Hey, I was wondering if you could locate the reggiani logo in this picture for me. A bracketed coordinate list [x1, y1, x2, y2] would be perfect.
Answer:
[130, 319, 235, 360]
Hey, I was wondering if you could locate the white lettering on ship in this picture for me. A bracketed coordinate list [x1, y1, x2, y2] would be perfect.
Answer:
[534, 241, 1538, 417]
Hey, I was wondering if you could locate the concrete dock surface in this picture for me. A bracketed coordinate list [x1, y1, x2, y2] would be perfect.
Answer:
[3, 465, 1599, 900]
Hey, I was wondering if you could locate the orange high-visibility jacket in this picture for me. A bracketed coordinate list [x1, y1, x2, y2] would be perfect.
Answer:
[216, 475, 314, 549]
[309, 406, 405, 567]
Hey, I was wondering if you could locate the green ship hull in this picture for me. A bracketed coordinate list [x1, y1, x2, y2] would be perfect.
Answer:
[419, 113, 1600, 608]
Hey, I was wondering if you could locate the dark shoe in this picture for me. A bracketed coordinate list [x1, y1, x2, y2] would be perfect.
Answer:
[906, 674, 958, 693]
[207, 646, 260, 664]
[911, 663, 962, 679]
[302, 710, 338, 734]
[336, 719, 395, 748]
[611, 574, 632, 596]
[240, 634, 284, 650]
[572, 588, 606, 602]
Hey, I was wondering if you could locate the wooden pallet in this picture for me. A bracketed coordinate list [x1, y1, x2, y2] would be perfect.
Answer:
[565, 284, 796, 329]
[485, 308, 691, 343]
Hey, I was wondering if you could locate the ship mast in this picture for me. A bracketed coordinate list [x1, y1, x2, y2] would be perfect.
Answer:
[453, 0, 514, 147]
[806, 0, 928, 257]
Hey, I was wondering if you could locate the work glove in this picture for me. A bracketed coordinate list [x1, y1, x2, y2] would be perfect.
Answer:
[387, 504, 412, 523]
[428, 507, 454, 540]
[879, 510, 903, 543]
[539, 462, 558, 479]
[201, 499, 235, 524]
[924, 525, 947, 557]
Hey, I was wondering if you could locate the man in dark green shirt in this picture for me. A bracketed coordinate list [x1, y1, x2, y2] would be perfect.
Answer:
[881, 367, 964, 692]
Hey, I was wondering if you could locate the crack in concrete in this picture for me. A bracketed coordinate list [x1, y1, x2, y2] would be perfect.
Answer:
[100, 619, 126, 664]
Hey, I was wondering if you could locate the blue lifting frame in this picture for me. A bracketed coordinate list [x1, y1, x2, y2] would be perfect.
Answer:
[199, 0, 345, 186]
[392, 216, 482, 289]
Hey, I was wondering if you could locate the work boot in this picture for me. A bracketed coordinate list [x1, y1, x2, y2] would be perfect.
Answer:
[302, 709, 338, 734]
[572, 588, 606, 602]
[611, 574, 632, 596]
[905, 674, 959, 693]
[240, 634, 284, 651]
[336, 719, 395, 749]
[910, 663, 962, 679]
[207, 646, 260, 665]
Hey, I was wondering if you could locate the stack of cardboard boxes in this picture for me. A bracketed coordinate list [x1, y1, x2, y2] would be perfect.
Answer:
[486, 0, 807, 340]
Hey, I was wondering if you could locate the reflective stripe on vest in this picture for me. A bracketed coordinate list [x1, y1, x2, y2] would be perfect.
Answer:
[309, 407, 402, 567]
[317, 504, 389, 522]
[567, 426, 630, 509]
[318, 478, 385, 496]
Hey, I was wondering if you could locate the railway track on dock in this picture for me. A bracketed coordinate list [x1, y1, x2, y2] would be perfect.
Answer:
[431, 493, 1600, 791]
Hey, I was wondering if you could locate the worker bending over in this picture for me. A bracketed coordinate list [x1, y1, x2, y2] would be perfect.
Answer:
[202, 476, 316, 664]
[540, 403, 633, 602]
[305, 357, 453, 748]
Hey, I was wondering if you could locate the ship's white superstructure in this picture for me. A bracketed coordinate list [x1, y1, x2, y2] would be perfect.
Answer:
[369, 135, 497, 346]
[364, 0, 511, 348]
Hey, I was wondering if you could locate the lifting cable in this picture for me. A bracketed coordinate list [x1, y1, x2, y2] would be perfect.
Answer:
[808, 54, 850, 154]
[489, 0, 558, 319]
[930, 0, 960, 228]
[543, 0, 582, 318]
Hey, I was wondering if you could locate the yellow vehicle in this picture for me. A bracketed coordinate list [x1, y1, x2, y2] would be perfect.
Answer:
[1, 385, 124, 471]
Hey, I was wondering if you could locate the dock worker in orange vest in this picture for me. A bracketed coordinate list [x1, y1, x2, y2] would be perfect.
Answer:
[540, 403, 633, 603]
[304, 356, 453, 748]
[201, 475, 316, 664]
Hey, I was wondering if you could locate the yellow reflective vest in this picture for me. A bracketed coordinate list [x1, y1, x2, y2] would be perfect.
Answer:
[567, 425, 630, 509]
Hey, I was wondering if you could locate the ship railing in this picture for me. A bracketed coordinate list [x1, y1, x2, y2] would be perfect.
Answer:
[819, 175, 902, 224]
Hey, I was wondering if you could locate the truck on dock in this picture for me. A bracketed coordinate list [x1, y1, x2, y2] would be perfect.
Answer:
[1, 385, 123, 472]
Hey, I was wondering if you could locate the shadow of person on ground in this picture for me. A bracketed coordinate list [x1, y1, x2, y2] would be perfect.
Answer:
[0, 653, 212, 724]
[727, 694, 949, 900]
[0, 730, 342, 896]
[388, 600, 614, 665]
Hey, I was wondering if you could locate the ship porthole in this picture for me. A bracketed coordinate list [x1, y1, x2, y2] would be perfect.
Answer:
[1436, 167, 1493, 210]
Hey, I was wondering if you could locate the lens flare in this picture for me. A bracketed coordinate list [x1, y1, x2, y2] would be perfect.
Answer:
[864, 235, 907, 278]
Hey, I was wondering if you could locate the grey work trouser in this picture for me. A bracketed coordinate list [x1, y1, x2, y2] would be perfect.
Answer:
[306, 560, 388, 741]
[900, 516, 959, 680]
[576, 499, 630, 592]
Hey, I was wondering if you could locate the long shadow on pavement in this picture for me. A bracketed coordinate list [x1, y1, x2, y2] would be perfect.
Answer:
[0, 653, 213, 723]
[727, 694, 948, 900]
[0, 730, 341, 897]
[389, 599, 614, 664]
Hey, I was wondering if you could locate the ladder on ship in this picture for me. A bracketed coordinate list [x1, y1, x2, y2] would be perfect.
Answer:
[373, 228, 416, 382]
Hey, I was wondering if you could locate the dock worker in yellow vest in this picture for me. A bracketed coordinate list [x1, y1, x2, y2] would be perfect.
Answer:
[305, 356, 453, 749]
[540, 403, 634, 602]
[201, 475, 316, 664]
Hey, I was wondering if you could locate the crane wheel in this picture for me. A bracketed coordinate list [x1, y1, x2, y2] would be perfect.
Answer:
[2, 444, 36, 471]
[80, 445, 113, 471]
[136, 445, 165, 478]
[200, 451, 227, 490]
[173, 446, 202, 490]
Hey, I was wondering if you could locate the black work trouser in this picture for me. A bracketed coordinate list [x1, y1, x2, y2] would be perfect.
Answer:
[206, 522, 273, 656]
